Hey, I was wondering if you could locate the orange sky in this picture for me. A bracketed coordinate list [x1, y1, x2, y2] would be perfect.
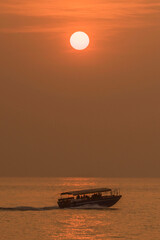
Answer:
[0, 0, 160, 177]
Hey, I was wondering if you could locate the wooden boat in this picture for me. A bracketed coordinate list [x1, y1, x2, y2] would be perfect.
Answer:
[57, 188, 122, 208]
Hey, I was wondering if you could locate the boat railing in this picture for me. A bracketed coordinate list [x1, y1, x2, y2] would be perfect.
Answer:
[58, 197, 74, 201]
[111, 188, 120, 196]
[59, 188, 121, 201]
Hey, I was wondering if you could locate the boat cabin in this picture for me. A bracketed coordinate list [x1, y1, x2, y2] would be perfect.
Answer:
[57, 188, 121, 208]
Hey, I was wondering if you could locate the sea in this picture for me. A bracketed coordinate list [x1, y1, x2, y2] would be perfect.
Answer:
[0, 178, 159, 240]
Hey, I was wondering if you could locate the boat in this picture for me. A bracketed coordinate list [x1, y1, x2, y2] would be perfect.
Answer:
[57, 187, 122, 208]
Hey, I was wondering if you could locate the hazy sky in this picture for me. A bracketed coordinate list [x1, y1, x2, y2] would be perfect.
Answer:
[0, 0, 160, 177]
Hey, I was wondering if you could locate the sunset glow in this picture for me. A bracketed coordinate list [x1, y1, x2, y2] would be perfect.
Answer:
[70, 32, 89, 50]
[0, 0, 160, 180]
[0, 0, 160, 239]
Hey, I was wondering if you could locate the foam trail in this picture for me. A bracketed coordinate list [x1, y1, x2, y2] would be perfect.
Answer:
[71, 204, 105, 209]
[0, 205, 118, 211]
[0, 206, 58, 211]
[70, 204, 118, 210]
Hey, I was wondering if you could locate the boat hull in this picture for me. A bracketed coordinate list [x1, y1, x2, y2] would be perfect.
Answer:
[58, 195, 122, 208]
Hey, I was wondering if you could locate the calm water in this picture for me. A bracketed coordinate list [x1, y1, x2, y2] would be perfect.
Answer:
[0, 178, 159, 240]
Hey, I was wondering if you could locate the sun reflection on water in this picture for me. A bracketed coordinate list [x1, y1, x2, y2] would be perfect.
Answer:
[44, 204, 115, 240]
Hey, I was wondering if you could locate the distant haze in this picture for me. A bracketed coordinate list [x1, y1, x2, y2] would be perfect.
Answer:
[0, 0, 160, 177]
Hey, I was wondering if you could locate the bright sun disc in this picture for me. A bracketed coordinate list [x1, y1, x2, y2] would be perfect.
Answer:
[70, 31, 89, 50]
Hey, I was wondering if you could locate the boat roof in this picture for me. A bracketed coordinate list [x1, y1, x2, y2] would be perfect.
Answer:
[60, 188, 111, 196]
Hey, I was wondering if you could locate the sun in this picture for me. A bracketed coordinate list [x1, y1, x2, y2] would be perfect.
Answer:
[70, 31, 90, 50]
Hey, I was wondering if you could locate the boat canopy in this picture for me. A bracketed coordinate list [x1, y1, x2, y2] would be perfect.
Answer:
[60, 188, 111, 196]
